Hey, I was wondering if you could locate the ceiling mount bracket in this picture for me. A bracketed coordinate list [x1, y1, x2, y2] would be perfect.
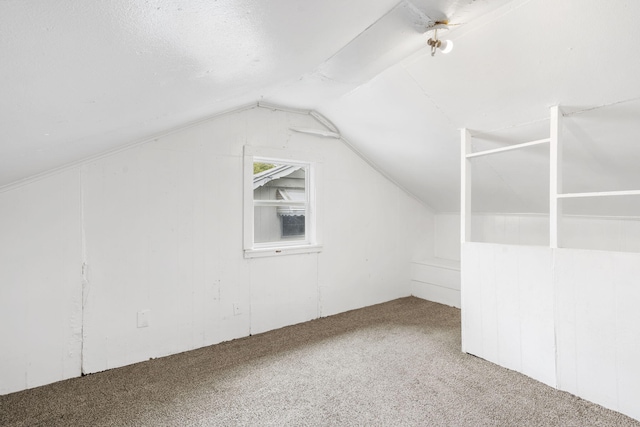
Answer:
[426, 21, 453, 57]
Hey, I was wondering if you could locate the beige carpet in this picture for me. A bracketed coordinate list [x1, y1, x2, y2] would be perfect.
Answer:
[1, 297, 638, 426]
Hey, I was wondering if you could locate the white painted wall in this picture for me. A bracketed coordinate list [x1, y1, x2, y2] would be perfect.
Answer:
[410, 259, 460, 308]
[0, 106, 435, 393]
[434, 213, 462, 261]
[0, 170, 82, 394]
[462, 243, 640, 422]
[435, 212, 640, 261]
[436, 213, 548, 261]
[319, 142, 434, 316]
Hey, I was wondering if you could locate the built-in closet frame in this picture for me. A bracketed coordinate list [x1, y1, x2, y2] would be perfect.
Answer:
[460, 105, 640, 249]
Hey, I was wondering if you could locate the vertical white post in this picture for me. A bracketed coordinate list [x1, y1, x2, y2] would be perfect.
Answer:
[460, 128, 472, 354]
[461, 128, 472, 244]
[549, 106, 562, 248]
[242, 146, 255, 252]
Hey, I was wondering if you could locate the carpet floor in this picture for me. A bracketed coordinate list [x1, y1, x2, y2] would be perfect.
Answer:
[1, 297, 638, 426]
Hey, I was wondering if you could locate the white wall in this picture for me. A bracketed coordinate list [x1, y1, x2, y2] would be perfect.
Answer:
[0, 106, 435, 393]
[436, 213, 548, 261]
[0, 170, 82, 394]
[435, 212, 640, 261]
[410, 259, 460, 308]
[434, 213, 462, 261]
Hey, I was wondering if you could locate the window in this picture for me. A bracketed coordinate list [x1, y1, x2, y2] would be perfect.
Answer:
[243, 149, 321, 257]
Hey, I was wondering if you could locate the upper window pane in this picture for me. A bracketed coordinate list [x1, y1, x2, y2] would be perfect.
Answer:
[253, 163, 306, 201]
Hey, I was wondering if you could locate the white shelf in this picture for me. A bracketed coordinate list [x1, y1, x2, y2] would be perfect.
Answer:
[465, 138, 550, 159]
[558, 190, 640, 199]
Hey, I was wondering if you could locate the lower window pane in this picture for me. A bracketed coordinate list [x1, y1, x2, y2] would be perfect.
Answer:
[254, 206, 306, 243]
[282, 215, 305, 237]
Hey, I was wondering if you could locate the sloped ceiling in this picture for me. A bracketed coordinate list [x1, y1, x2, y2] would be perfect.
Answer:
[2, 0, 640, 214]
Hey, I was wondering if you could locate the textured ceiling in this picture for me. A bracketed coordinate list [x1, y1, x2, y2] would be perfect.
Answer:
[311, 0, 640, 212]
[2, 0, 640, 213]
[0, 0, 397, 184]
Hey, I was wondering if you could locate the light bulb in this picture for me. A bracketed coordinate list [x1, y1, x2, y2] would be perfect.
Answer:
[439, 40, 454, 54]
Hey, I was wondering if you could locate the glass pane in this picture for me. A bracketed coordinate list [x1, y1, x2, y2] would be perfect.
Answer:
[254, 206, 306, 244]
[253, 162, 276, 174]
[253, 162, 306, 202]
[282, 215, 305, 237]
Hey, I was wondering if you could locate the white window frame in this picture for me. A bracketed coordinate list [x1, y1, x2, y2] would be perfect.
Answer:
[243, 146, 322, 258]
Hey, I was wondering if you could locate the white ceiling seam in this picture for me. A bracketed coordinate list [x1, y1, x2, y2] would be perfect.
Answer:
[401, 64, 458, 129]
[256, 101, 341, 135]
[263, 0, 449, 109]
[440, 0, 534, 43]
[315, 0, 434, 83]
[256, 101, 317, 116]
[289, 128, 341, 139]
[562, 95, 640, 118]
[468, 116, 551, 141]
[309, 111, 339, 134]
[0, 102, 340, 194]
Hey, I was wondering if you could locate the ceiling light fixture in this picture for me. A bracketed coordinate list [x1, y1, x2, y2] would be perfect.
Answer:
[426, 22, 453, 57]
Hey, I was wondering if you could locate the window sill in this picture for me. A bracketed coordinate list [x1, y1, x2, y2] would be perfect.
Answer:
[244, 244, 323, 259]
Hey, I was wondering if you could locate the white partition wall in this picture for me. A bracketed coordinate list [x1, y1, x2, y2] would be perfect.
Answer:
[461, 106, 640, 421]
[462, 243, 556, 386]
[463, 245, 640, 421]
[555, 249, 640, 418]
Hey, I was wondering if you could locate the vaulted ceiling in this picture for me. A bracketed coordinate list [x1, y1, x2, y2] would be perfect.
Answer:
[2, 0, 640, 213]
